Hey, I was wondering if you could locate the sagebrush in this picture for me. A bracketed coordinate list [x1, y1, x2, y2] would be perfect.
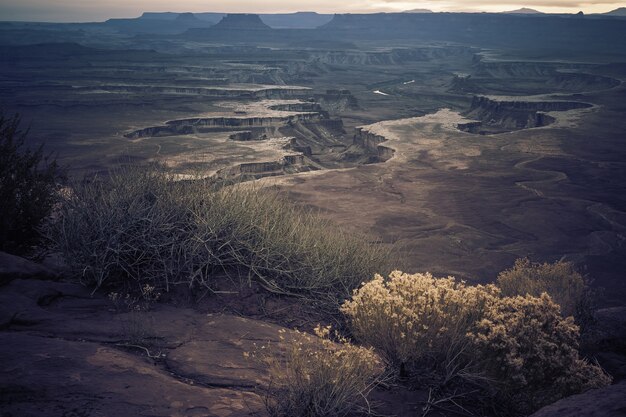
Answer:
[497, 258, 589, 319]
[48, 167, 389, 302]
[469, 292, 611, 415]
[251, 325, 384, 417]
[341, 271, 499, 378]
[342, 271, 611, 415]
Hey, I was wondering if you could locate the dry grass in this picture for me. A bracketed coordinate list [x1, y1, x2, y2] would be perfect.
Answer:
[250, 325, 385, 417]
[47, 166, 390, 304]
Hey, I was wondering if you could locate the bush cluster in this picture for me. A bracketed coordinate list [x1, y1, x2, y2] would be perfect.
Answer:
[48, 167, 389, 302]
[0, 112, 63, 254]
[497, 258, 587, 318]
[469, 292, 610, 414]
[342, 270, 610, 415]
[340, 271, 499, 375]
[42, 158, 609, 416]
[254, 326, 384, 417]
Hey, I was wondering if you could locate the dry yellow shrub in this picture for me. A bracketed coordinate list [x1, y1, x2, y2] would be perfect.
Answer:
[497, 258, 586, 318]
[342, 271, 611, 415]
[468, 293, 611, 415]
[340, 271, 499, 372]
[254, 326, 385, 417]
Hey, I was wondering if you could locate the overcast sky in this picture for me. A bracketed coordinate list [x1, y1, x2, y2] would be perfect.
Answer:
[1, 0, 624, 22]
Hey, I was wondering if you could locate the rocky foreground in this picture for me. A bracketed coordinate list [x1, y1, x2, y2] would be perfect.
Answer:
[1, 251, 625, 417]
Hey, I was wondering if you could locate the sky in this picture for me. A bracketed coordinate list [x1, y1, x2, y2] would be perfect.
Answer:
[0, 0, 624, 22]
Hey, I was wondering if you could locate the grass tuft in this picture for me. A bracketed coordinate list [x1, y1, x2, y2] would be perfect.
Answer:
[250, 325, 385, 417]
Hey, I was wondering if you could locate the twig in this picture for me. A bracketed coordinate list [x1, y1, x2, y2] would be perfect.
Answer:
[115, 342, 163, 359]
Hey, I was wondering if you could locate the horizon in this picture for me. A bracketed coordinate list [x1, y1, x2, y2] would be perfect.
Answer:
[1, 1, 625, 23]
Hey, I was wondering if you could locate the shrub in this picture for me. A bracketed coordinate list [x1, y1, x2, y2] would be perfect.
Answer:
[340, 271, 500, 377]
[497, 258, 591, 321]
[468, 293, 611, 415]
[48, 168, 196, 292]
[0, 112, 63, 254]
[254, 325, 384, 417]
[48, 166, 389, 302]
[342, 272, 611, 415]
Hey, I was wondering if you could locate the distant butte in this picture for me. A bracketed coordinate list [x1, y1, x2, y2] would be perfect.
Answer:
[402, 9, 434, 13]
[175, 12, 201, 22]
[604, 7, 626, 16]
[212, 14, 271, 30]
[502, 8, 544, 14]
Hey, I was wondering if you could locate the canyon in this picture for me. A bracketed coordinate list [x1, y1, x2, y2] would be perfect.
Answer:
[2, 10, 626, 417]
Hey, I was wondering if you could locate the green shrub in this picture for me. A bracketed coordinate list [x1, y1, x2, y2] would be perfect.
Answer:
[497, 258, 589, 320]
[48, 167, 389, 302]
[0, 112, 64, 254]
[252, 325, 384, 417]
[340, 271, 499, 377]
[468, 293, 611, 415]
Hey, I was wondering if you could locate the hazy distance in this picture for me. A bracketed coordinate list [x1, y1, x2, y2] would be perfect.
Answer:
[1, 0, 624, 22]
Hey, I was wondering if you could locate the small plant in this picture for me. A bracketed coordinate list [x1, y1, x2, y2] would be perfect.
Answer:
[497, 258, 588, 318]
[119, 311, 156, 346]
[0, 112, 64, 254]
[468, 292, 611, 415]
[249, 325, 385, 417]
[108, 284, 161, 312]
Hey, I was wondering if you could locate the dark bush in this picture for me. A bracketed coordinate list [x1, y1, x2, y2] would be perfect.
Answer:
[0, 112, 64, 254]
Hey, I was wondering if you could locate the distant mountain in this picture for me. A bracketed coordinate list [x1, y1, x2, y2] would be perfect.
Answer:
[403, 9, 434, 13]
[190, 13, 226, 22]
[258, 12, 333, 29]
[604, 7, 626, 16]
[139, 12, 179, 20]
[104, 15, 213, 34]
[318, 12, 626, 56]
[175, 13, 202, 23]
[138, 11, 332, 28]
[211, 14, 271, 31]
[501, 8, 544, 14]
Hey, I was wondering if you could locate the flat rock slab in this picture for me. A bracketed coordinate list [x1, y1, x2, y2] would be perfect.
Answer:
[529, 381, 626, 417]
[0, 333, 262, 417]
[0, 251, 57, 285]
[166, 315, 303, 388]
[0, 278, 325, 417]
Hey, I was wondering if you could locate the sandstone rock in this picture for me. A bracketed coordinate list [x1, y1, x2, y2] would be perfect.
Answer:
[166, 315, 304, 388]
[0, 333, 263, 417]
[591, 306, 626, 381]
[0, 278, 325, 417]
[529, 381, 626, 417]
[595, 307, 626, 348]
[0, 251, 57, 285]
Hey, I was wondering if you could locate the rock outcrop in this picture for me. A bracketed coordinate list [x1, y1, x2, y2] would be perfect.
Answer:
[211, 14, 271, 31]
[0, 251, 57, 286]
[0, 277, 324, 417]
[529, 381, 626, 417]
[125, 113, 323, 139]
[461, 95, 591, 133]
[352, 127, 395, 162]
[588, 307, 626, 381]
